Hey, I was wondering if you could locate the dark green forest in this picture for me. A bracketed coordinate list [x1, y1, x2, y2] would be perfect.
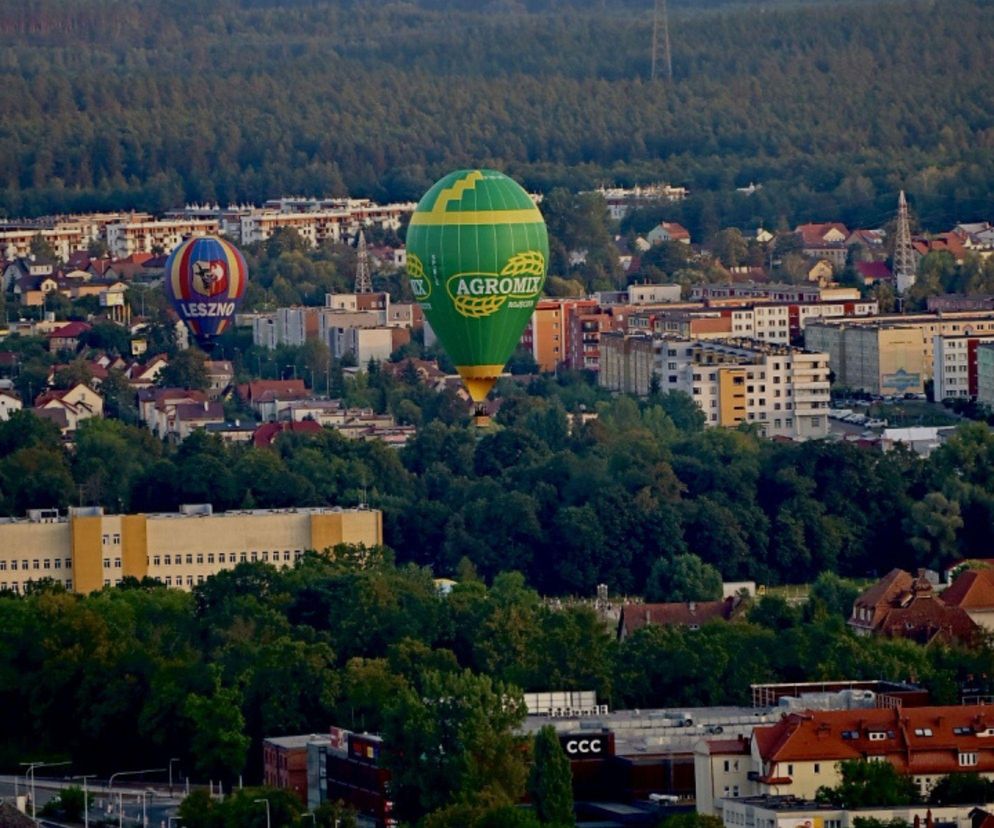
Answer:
[1, 0, 992, 236]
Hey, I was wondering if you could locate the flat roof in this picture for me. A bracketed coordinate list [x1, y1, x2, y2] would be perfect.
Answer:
[265, 734, 330, 750]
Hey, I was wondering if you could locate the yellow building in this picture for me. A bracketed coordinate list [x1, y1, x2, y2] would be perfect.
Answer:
[0, 504, 382, 595]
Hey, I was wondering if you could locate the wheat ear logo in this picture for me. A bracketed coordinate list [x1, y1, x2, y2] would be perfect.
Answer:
[407, 253, 432, 299]
[446, 251, 545, 319]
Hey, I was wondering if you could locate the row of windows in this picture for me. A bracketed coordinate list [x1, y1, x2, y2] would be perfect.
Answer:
[102, 533, 121, 545]
[150, 550, 303, 567]
[0, 558, 71, 571]
[1, 580, 72, 592]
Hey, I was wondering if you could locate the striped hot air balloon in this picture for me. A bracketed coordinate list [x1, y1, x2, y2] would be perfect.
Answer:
[164, 235, 248, 342]
[405, 170, 549, 418]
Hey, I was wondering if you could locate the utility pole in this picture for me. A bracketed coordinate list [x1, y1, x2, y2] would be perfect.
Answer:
[893, 190, 916, 296]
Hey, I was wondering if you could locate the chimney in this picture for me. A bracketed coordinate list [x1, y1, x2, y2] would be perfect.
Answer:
[926, 810, 933, 828]
[203, 400, 208, 412]
[689, 601, 697, 613]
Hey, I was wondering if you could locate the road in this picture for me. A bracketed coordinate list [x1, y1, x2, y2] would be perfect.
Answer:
[0, 775, 181, 827]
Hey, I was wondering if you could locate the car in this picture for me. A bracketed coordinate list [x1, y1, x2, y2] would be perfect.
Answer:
[649, 794, 681, 804]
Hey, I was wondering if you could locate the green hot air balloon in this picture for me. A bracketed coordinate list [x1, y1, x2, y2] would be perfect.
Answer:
[406, 169, 549, 420]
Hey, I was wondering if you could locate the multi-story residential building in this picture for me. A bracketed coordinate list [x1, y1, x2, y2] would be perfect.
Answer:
[805, 312, 994, 394]
[327, 326, 399, 367]
[600, 335, 831, 439]
[240, 200, 414, 247]
[977, 343, 994, 407]
[595, 184, 689, 220]
[636, 300, 879, 346]
[933, 333, 994, 399]
[522, 299, 595, 372]
[106, 218, 219, 258]
[0, 504, 382, 595]
[690, 282, 860, 304]
[0, 212, 145, 260]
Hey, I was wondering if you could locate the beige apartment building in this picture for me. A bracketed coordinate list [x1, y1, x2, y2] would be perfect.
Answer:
[600, 334, 831, 439]
[0, 504, 382, 595]
[106, 217, 220, 258]
[805, 312, 994, 394]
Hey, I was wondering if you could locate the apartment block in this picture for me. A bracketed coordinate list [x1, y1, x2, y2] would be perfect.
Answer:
[240, 200, 414, 247]
[0, 212, 147, 260]
[934, 333, 994, 400]
[600, 334, 831, 439]
[978, 343, 994, 407]
[805, 312, 994, 394]
[0, 504, 382, 595]
[106, 218, 220, 258]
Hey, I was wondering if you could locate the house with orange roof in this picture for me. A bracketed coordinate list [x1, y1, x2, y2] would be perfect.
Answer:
[617, 597, 741, 640]
[941, 567, 994, 631]
[848, 569, 980, 646]
[237, 379, 311, 421]
[795, 222, 850, 268]
[647, 221, 692, 246]
[748, 705, 994, 801]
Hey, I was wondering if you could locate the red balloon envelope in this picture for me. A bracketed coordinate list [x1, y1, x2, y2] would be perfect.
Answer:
[164, 235, 248, 341]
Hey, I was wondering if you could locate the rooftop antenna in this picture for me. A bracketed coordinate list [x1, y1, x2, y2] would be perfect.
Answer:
[354, 229, 372, 294]
[651, 0, 673, 82]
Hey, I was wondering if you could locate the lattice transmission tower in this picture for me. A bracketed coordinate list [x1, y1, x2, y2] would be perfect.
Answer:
[354, 229, 372, 294]
[893, 190, 916, 295]
[651, 0, 673, 82]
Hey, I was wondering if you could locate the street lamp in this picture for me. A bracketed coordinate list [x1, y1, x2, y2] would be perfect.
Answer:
[168, 758, 180, 797]
[20, 760, 70, 821]
[108, 767, 167, 827]
[254, 798, 271, 828]
[72, 774, 96, 828]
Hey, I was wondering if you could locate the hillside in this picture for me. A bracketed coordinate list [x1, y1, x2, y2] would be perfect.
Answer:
[0, 0, 990, 235]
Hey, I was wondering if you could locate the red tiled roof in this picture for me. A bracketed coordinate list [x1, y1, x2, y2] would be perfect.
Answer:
[795, 222, 850, 246]
[619, 597, 737, 635]
[174, 401, 225, 422]
[253, 419, 322, 447]
[705, 737, 751, 755]
[855, 261, 892, 281]
[942, 568, 994, 610]
[852, 568, 913, 622]
[48, 321, 91, 339]
[851, 569, 979, 644]
[754, 706, 994, 774]
[238, 379, 307, 402]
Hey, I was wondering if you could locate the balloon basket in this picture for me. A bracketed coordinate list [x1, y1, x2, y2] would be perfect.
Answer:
[473, 403, 494, 430]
